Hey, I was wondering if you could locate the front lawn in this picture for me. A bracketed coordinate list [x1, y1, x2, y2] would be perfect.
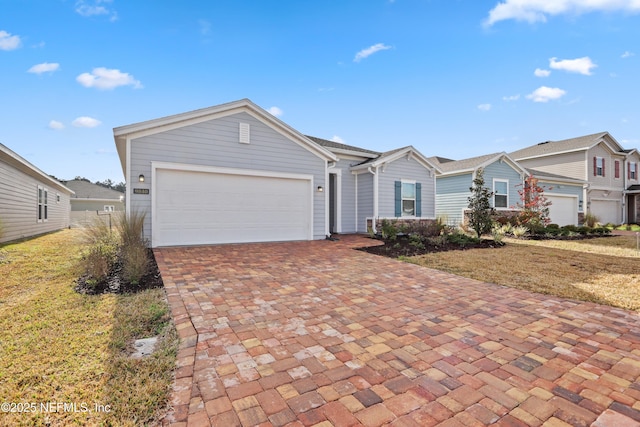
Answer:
[0, 229, 177, 426]
[404, 235, 640, 311]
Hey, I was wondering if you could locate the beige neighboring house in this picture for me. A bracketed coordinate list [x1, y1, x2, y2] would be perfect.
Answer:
[0, 143, 73, 244]
[62, 179, 125, 227]
[510, 132, 639, 224]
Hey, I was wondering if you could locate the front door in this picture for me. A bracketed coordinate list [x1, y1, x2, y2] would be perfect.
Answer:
[329, 173, 337, 233]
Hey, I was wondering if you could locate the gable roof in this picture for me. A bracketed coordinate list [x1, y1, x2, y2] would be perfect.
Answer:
[510, 132, 625, 160]
[351, 146, 442, 173]
[428, 152, 527, 176]
[306, 136, 380, 158]
[113, 99, 337, 175]
[63, 180, 124, 200]
[0, 143, 73, 194]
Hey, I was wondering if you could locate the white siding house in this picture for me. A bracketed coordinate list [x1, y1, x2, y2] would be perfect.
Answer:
[0, 143, 73, 244]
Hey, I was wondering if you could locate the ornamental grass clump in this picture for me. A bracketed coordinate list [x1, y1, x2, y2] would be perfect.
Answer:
[80, 216, 119, 287]
[117, 210, 149, 285]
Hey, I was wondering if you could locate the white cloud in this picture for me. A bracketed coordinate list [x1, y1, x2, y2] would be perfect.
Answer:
[72, 116, 102, 128]
[331, 136, 345, 144]
[75, 0, 118, 21]
[526, 86, 567, 103]
[76, 67, 142, 90]
[48, 120, 65, 130]
[484, 0, 640, 27]
[502, 94, 520, 101]
[549, 57, 597, 75]
[534, 68, 551, 77]
[268, 106, 283, 117]
[354, 43, 392, 62]
[0, 30, 21, 50]
[477, 103, 492, 111]
[622, 51, 635, 58]
[28, 62, 60, 74]
[198, 19, 212, 35]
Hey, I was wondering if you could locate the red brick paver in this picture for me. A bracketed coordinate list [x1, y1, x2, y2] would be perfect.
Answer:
[156, 235, 640, 426]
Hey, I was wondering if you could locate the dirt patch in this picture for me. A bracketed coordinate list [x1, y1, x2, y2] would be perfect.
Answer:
[358, 235, 502, 258]
[75, 249, 164, 294]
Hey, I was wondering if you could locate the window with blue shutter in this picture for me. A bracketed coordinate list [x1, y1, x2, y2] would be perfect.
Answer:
[415, 183, 422, 217]
[394, 181, 402, 217]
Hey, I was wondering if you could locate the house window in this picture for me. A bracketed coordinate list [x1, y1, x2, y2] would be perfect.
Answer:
[615, 160, 620, 179]
[401, 181, 416, 216]
[37, 186, 48, 222]
[595, 157, 605, 177]
[104, 205, 115, 212]
[494, 180, 508, 208]
[631, 162, 637, 180]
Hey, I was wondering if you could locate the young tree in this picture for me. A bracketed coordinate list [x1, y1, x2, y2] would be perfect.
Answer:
[513, 175, 552, 226]
[467, 168, 494, 238]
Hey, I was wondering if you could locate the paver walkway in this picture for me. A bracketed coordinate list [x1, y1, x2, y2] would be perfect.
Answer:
[155, 235, 640, 427]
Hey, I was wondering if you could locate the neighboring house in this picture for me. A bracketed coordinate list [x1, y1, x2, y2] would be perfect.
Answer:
[308, 137, 440, 234]
[524, 169, 586, 226]
[428, 152, 527, 226]
[511, 132, 636, 224]
[62, 179, 125, 227]
[624, 149, 640, 223]
[0, 143, 73, 244]
[113, 99, 439, 247]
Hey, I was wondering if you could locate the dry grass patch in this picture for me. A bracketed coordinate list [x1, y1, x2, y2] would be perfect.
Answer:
[0, 229, 177, 426]
[405, 237, 640, 311]
[504, 235, 640, 258]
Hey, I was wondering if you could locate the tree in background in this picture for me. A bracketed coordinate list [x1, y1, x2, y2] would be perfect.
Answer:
[467, 168, 494, 238]
[513, 175, 552, 226]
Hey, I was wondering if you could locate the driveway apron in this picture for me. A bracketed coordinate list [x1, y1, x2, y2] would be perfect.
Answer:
[155, 235, 640, 427]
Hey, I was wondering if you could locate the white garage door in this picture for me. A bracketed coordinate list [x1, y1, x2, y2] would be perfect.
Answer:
[590, 200, 621, 225]
[546, 195, 578, 226]
[154, 167, 312, 246]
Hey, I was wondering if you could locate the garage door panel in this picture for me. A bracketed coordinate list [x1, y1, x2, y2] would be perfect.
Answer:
[154, 168, 312, 246]
[546, 195, 578, 226]
[591, 200, 621, 225]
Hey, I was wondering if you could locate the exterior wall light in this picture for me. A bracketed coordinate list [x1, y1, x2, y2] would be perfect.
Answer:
[317, 186, 324, 192]
[138, 174, 145, 182]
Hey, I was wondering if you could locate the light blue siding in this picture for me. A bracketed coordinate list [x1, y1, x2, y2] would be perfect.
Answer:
[377, 157, 436, 218]
[129, 111, 327, 242]
[356, 173, 373, 232]
[483, 161, 524, 210]
[435, 173, 472, 226]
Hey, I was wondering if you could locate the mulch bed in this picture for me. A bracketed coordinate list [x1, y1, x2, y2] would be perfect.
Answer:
[358, 235, 502, 258]
[75, 249, 164, 295]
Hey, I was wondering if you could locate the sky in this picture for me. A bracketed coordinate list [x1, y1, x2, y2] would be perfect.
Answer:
[1, 0, 640, 183]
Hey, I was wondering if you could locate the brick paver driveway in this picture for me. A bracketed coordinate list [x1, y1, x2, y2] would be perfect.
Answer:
[155, 235, 640, 427]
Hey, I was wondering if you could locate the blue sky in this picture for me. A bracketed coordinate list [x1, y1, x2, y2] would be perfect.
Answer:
[2, 0, 639, 182]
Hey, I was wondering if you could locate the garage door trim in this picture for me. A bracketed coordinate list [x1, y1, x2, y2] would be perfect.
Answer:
[151, 161, 314, 247]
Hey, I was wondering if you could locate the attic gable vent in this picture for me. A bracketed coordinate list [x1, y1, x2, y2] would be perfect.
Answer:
[239, 123, 250, 144]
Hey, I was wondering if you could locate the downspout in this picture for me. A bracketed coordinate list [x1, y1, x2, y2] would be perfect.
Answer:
[369, 166, 379, 233]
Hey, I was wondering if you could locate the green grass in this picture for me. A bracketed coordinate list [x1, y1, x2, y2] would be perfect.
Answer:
[0, 229, 177, 426]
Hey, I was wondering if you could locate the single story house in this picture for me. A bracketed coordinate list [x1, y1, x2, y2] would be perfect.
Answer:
[428, 152, 527, 226]
[113, 99, 439, 247]
[510, 132, 635, 225]
[0, 143, 73, 244]
[62, 179, 125, 227]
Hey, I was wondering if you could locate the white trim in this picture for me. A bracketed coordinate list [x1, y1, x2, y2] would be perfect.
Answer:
[71, 198, 125, 203]
[151, 161, 314, 247]
[400, 179, 417, 217]
[126, 137, 132, 218]
[493, 178, 509, 209]
[354, 173, 358, 232]
[373, 166, 379, 224]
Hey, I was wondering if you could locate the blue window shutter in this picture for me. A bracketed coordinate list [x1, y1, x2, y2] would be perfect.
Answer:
[415, 183, 422, 217]
[394, 181, 401, 217]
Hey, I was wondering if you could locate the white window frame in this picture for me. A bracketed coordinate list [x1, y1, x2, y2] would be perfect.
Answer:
[596, 157, 604, 176]
[631, 162, 637, 180]
[37, 186, 48, 223]
[104, 205, 115, 212]
[493, 179, 509, 209]
[401, 179, 416, 217]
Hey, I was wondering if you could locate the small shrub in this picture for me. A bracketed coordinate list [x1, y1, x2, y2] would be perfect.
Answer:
[380, 219, 399, 242]
[491, 225, 505, 245]
[499, 223, 513, 235]
[563, 224, 579, 233]
[583, 212, 599, 227]
[447, 231, 480, 247]
[408, 234, 425, 250]
[547, 223, 560, 230]
[80, 217, 119, 283]
[577, 226, 592, 235]
[404, 220, 445, 238]
[511, 225, 528, 238]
